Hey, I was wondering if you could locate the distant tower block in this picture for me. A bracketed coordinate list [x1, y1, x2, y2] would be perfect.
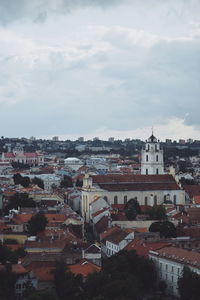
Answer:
[141, 133, 164, 175]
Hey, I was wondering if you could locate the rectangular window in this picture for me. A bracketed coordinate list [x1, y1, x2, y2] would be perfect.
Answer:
[166, 264, 168, 270]
[171, 266, 174, 273]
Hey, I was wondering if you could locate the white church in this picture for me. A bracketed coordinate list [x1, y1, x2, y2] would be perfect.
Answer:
[81, 134, 185, 222]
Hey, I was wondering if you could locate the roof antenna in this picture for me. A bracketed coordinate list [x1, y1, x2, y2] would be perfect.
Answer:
[151, 126, 154, 136]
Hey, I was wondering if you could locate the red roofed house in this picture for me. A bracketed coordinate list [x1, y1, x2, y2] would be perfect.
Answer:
[100, 226, 134, 257]
[68, 259, 101, 279]
[149, 246, 200, 296]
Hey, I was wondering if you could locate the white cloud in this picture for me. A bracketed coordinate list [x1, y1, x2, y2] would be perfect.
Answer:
[0, 1, 199, 139]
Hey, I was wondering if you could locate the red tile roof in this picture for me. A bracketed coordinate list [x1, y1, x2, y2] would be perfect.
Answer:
[150, 246, 200, 269]
[101, 226, 132, 244]
[24, 261, 55, 281]
[125, 239, 170, 258]
[12, 213, 33, 224]
[0, 264, 28, 275]
[68, 260, 101, 277]
[95, 216, 109, 235]
[91, 174, 180, 191]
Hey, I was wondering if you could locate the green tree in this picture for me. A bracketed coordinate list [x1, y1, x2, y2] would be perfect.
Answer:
[4, 193, 36, 215]
[178, 266, 200, 300]
[145, 205, 166, 220]
[27, 290, 57, 300]
[124, 198, 141, 220]
[13, 173, 30, 187]
[13, 173, 23, 185]
[0, 243, 12, 264]
[27, 212, 48, 235]
[60, 175, 73, 188]
[0, 264, 17, 300]
[31, 177, 44, 189]
[53, 259, 83, 300]
[149, 221, 177, 238]
[85, 250, 157, 300]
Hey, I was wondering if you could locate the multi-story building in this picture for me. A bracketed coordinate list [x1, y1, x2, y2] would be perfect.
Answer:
[149, 246, 200, 296]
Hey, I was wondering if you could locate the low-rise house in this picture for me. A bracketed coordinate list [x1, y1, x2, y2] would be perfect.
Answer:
[68, 259, 101, 280]
[83, 244, 101, 266]
[149, 246, 200, 297]
[100, 226, 134, 257]
[23, 261, 55, 291]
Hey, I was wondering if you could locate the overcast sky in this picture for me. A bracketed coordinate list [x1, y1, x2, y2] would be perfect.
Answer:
[0, 0, 199, 141]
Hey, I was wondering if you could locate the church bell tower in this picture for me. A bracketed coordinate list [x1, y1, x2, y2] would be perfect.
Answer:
[141, 133, 164, 175]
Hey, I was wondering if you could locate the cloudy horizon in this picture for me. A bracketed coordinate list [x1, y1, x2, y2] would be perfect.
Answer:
[0, 0, 199, 141]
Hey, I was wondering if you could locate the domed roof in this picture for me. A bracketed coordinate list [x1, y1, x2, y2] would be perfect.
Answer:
[148, 133, 157, 143]
[64, 157, 81, 162]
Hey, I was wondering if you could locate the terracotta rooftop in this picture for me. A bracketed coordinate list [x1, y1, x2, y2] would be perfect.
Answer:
[95, 215, 109, 235]
[12, 213, 33, 224]
[68, 260, 101, 277]
[0, 264, 28, 275]
[92, 174, 178, 184]
[150, 246, 200, 269]
[101, 226, 132, 245]
[125, 240, 171, 258]
[24, 261, 55, 281]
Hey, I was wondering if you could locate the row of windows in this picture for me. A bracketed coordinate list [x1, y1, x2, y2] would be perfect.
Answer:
[160, 262, 180, 275]
[104, 195, 177, 205]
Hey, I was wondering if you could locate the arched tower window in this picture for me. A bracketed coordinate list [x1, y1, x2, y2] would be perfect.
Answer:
[156, 155, 158, 162]
[104, 196, 108, 202]
[146, 155, 148, 162]
[154, 195, 157, 205]
[145, 196, 148, 206]
[156, 168, 159, 175]
[146, 169, 148, 175]
[114, 196, 118, 204]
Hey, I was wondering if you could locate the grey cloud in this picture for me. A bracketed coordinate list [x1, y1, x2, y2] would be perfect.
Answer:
[0, 0, 126, 24]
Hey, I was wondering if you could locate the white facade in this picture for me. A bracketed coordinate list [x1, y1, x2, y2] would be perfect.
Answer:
[141, 134, 164, 175]
[104, 231, 134, 257]
[81, 175, 185, 222]
[64, 157, 84, 171]
[149, 249, 200, 296]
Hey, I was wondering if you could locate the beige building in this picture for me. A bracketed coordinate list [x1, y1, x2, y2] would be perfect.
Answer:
[81, 174, 185, 222]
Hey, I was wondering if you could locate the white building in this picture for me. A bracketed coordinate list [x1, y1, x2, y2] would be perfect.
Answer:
[141, 134, 164, 175]
[101, 226, 134, 257]
[81, 174, 185, 222]
[64, 157, 84, 171]
[149, 246, 200, 296]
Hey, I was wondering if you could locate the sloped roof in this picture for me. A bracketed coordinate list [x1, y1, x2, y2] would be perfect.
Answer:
[125, 239, 170, 257]
[92, 174, 180, 191]
[68, 259, 101, 277]
[151, 246, 200, 269]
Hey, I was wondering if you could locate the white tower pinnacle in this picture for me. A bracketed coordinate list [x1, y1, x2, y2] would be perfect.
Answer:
[141, 133, 164, 175]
